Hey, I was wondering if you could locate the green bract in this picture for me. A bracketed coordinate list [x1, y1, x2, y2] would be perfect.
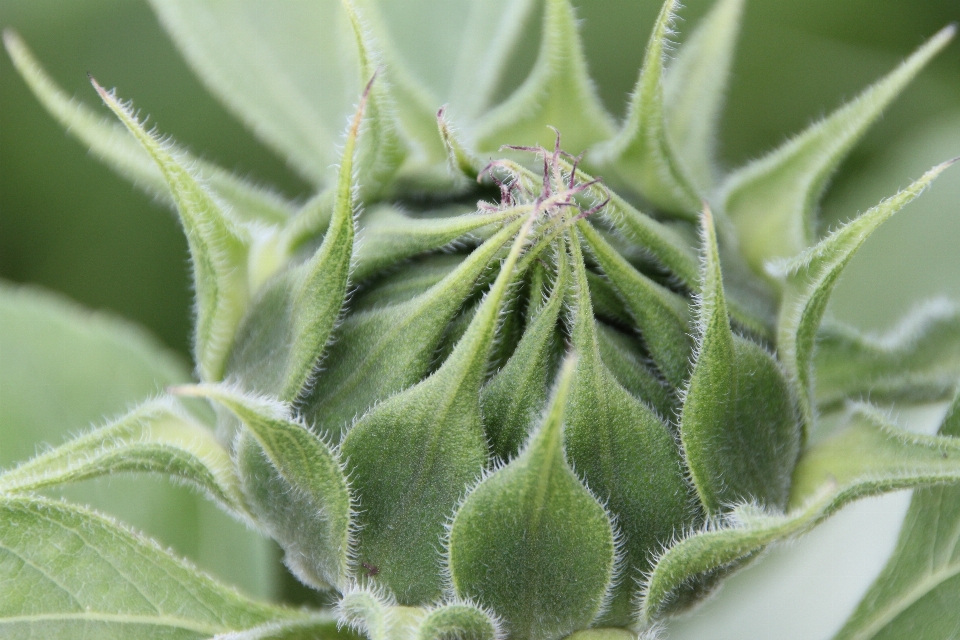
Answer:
[2, 1, 959, 639]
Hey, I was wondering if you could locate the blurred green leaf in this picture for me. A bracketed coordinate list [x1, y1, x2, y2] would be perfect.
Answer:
[366, 0, 536, 122]
[475, 0, 614, 154]
[833, 391, 960, 640]
[148, 0, 360, 186]
[0, 495, 302, 638]
[0, 396, 246, 517]
[774, 160, 956, 432]
[789, 403, 960, 507]
[0, 282, 275, 598]
[815, 300, 960, 409]
[664, 0, 744, 192]
[3, 29, 296, 226]
[212, 612, 356, 640]
[643, 399, 960, 626]
[721, 26, 955, 272]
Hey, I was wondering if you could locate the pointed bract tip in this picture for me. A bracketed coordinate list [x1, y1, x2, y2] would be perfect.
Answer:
[346, 70, 378, 140]
[88, 75, 110, 100]
[922, 156, 960, 181]
[2, 28, 22, 51]
[700, 200, 714, 226]
[437, 105, 447, 120]
[926, 23, 957, 51]
[361, 68, 379, 100]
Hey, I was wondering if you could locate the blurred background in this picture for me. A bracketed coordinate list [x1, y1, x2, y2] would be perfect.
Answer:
[1, 0, 958, 636]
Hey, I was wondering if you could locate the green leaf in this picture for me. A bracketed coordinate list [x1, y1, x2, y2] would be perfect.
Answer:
[93, 79, 251, 383]
[339, 588, 492, 640]
[721, 26, 955, 271]
[564, 231, 691, 625]
[789, 403, 960, 508]
[302, 217, 524, 440]
[353, 204, 508, 282]
[448, 356, 616, 640]
[834, 391, 960, 640]
[226, 89, 367, 401]
[597, 322, 677, 421]
[639, 487, 835, 624]
[149, 0, 360, 186]
[0, 285, 189, 462]
[0, 397, 245, 516]
[774, 160, 957, 432]
[815, 300, 960, 409]
[643, 401, 960, 623]
[474, 0, 615, 154]
[0, 283, 274, 598]
[2, 30, 296, 226]
[482, 248, 568, 460]
[178, 385, 353, 592]
[590, 0, 701, 217]
[663, 0, 744, 192]
[579, 219, 692, 386]
[680, 209, 800, 515]
[340, 215, 534, 603]
[0, 495, 303, 638]
[212, 613, 358, 640]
